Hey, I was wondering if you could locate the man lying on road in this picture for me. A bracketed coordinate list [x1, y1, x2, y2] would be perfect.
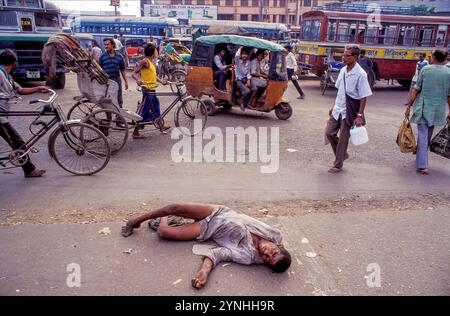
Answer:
[121, 203, 291, 289]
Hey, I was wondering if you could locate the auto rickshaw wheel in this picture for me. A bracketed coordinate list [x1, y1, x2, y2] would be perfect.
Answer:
[275, 102, 292, 120]
[203, 99, 217, 116]
[320, 73, 328, 95]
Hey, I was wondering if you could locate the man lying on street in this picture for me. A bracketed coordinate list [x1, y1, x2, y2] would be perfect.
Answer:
[121, 203, 291, 289]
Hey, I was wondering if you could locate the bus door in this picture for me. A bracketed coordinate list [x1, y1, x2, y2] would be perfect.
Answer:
[18, 12, 34, 32]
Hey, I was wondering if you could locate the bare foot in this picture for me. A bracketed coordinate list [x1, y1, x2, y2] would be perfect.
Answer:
[121, 220, 141, 237]
[191, 269, 208, 289]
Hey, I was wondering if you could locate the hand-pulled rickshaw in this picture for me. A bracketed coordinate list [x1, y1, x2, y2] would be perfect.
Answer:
[46, 34, 205, 155]
[157, 42, 191, 91]
[185, 35, 293, 120]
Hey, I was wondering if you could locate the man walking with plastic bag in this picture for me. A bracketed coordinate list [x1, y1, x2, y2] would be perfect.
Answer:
[325, 44, 372, 173]
[405, 49, 450, 175]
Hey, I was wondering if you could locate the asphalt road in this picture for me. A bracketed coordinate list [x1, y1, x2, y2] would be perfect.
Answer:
[0, 73, 449, 296]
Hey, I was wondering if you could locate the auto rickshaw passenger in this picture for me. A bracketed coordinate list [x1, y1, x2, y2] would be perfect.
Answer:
[234, 48, 252, 111]
[250, 49, 268, 103]
[213, 48, 232, 91]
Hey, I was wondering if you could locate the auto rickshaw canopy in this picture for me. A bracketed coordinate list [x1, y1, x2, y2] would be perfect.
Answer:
[195, 35, 285, 52]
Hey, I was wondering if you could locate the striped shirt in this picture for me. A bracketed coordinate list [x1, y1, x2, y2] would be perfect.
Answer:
[99, 52, 125, 78]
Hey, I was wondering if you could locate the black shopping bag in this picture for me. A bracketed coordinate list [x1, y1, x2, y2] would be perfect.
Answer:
[430, 122, 450, 159]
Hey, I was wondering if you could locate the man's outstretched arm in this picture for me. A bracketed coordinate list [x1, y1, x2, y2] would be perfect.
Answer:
[192, 257, 213, 289]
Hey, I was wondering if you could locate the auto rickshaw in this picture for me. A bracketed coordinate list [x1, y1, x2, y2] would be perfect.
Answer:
[185, 35, 293, 120]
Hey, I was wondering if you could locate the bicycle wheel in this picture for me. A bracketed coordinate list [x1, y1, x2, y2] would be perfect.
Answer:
[67, 100, 98, 121]
[84, 109, 129, 155]
[174, 97, 207, 136]
[49, 122, 111, 175]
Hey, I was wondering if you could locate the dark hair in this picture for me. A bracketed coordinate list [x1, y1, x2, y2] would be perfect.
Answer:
[345, 44, 361, 57]
[432, 49, 447, 63]
[0, 50, 17, 65]
[285, 45, 292, 52]
[269, 247, 291, 273]
[103, 38, 115, 48]
[241, 48, 250, 56]
[114, 35, 118, 39]
[144, 43, 156, 57]
[256, 49, 265, 57]
[92, 40, 99, 47]
[360, 49, 366, 54]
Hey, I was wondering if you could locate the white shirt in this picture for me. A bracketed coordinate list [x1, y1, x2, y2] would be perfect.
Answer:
[114, 38, 123, 50]
[446, 61, 450, 69]
[332, 63, 372, 121]
[412, 60, 429, 82]
[286, 52, 297, 69]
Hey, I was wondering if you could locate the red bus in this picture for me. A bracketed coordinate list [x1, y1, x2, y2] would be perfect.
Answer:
[297, 10, 450, 87]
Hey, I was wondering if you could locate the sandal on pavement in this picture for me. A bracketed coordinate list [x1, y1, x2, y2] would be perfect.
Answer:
[133, 133, 146, 139]
[25, 169, 46, 178]
[416, 168, 429, 175]
[328, 166, 342, 173]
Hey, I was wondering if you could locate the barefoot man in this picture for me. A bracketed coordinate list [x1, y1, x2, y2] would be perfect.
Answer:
[121, 203, 291, 289]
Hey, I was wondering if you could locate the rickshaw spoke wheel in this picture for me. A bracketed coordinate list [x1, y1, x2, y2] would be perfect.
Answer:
[175, 98, 207, 136]
[84, 109, 129, 155]
[67, 101, 99, 121]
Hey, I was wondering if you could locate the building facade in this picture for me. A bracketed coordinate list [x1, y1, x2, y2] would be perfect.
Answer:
[140, 0, 332, 26]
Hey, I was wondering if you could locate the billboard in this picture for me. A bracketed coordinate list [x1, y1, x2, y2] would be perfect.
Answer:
[143, 4, 217, 20]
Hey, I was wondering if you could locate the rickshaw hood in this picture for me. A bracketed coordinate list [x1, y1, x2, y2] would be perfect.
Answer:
[196, 35, 285, 52]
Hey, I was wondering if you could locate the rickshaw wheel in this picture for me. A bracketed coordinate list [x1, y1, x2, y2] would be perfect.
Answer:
[203, 99, 218, 116]
[320, 74, 328, 95]
[275, 102, 293, 120]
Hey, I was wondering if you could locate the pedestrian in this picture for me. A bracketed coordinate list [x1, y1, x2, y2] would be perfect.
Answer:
[358, 49, 374, 87]
[0, 50, 48, 178]
[405, 53, 429, 105]
[325, 44, 372, 173]
[99, 38, 128, 108]
[285, 45, 305, 100]
[405, 49, 450, 175]
[131, 43, 170, 138]
[91, 40, 102, 62]
[113, 34, 123, 52]
[446, 52, 450, 69]
[121, 203, 291, 289]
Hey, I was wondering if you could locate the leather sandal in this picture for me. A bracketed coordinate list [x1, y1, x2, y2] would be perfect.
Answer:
[25, 169, 46, 178]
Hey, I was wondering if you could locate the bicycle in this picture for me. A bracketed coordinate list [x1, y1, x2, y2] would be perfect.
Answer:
[0, 90, 111, 176]
[66, 81, 207, 148]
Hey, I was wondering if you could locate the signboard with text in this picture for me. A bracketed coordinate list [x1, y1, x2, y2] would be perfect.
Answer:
[143, 4, 217, 20]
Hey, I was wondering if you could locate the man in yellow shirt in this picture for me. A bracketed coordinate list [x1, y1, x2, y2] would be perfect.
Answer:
[131, 44, 170, 138]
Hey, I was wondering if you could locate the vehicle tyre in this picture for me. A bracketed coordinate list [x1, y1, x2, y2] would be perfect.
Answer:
[203, 99, 217, 116]
[49, 122, 111, 175]
[320, 73, 328, 95]
[275, 102, 293, 120]
[67, 100, 99, 121]
[84, 108, 128, 155]
[397, 79, 412, 88]
[175, 97, 207, 136]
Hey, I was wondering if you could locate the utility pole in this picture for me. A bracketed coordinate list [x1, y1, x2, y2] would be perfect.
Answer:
[111, 0, 120, 16]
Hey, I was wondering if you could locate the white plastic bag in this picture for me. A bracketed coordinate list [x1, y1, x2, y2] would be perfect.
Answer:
[350, 125, 369, 146]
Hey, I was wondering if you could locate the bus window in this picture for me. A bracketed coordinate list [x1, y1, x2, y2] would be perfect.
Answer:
[327, 20, 336, 42]
[436, 25, 447, 47]
[311, 20, 321, 41]
[357, 24, 365, 44]
[337, 22, 349, 42]
[301, 20, 311, 40]
[125, 27, 131, 33]
[159, 28, 166, 37]
[383, 24, 397, 45]
[418, 26, 434, 46]
[34, 13, 59, 28]
[349, 23, 357, 42]
[0, 11, 18, 26]
[365, 26, 378, 44]
[101, 27, 106, 33]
